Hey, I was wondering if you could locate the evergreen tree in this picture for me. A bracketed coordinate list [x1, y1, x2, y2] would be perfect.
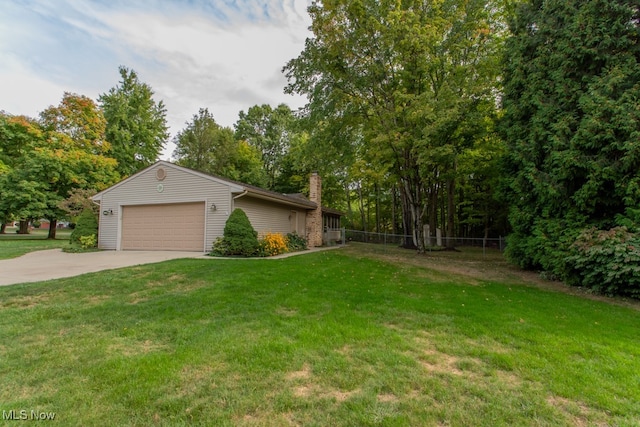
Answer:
[501, 0, 640, 274]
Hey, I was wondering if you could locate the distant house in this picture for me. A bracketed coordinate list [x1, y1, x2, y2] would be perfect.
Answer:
[91, 161, 341, 252]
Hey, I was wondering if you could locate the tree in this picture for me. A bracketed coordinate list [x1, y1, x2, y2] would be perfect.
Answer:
[59, 188, 99, 219]
[99, 66, 169, 176]
[173, 108, 267, 186]
[501, 0, 640, 279]
[0, 113, 44, 233]
[38, 95, 119, 238]
[284, 0, 505, 251]
[39, 92, 109, 154]
[1, 95, 119, 238]
[234, 104, 298, 189]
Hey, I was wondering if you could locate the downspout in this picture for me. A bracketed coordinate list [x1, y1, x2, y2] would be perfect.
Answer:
[230, 190, 248, 214]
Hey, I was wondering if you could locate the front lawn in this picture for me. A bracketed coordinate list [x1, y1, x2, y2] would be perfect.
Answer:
[0, 244, 638, 426]
[0, 228, 72, 259]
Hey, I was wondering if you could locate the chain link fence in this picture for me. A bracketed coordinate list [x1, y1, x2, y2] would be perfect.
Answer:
[339, 229, 506, 255]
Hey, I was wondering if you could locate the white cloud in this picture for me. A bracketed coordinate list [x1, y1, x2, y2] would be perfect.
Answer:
[0, 0, 312, 159]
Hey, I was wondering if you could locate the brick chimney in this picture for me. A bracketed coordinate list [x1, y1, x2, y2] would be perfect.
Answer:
[306, 172, 322, 248]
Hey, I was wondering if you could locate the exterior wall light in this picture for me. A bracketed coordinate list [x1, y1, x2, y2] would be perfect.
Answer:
[211, 203, 217, 211]
[103, 209, 113, 216]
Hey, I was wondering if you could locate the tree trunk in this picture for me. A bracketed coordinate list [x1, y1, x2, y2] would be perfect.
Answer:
[0, 223, 6, 234]
[399, 175, 425, 252]
[446, 176, 456, 249]
[47, 218, 58, 239]
[375, 183, 381, 233]
[428, 182, 438, 247]
[391, 187, 397, 235]
[357, 182, 367, 235]
[18, 220, 30, 234]
[344, 182, 353, 219]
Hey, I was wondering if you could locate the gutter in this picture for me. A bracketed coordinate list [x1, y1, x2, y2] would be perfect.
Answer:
[233, 190, 248, 200]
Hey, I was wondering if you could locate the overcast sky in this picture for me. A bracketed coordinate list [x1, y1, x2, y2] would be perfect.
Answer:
[0, 0, 312, 159]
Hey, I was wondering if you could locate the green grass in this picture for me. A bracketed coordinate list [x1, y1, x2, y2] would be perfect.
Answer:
[0, 228, 72, 259]
[0, 243, 639, 426]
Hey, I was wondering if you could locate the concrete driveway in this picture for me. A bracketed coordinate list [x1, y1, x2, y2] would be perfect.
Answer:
[0, 249, 208, 286]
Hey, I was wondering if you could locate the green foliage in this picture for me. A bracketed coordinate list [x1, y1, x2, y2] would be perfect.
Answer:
[285, 0, 506, 250]
[58, 188, 99, 220]
[173, 108, 267, 186]
[99, 66, 169, 176]
[501, 0, 640, 288]
[70, 209, 98, 245]
[39, 92, 109, 154]
[79, 234, 97, 250]
[234, 104, 297, 189]
[285, 232, 308, 252]
[1, 99, 119, 240]
[564, 227, 640, 297]
[211, 209, 259, 257]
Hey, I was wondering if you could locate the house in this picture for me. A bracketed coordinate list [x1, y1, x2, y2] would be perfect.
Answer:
[91, 161, 341, 252]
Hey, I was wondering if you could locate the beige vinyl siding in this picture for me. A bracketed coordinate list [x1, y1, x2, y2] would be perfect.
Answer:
[289, 210, 305, 235]
[234, 196, 301, 237]
[96, 163, 234, 251]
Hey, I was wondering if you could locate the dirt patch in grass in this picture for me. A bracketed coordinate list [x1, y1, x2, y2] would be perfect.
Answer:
[83, 295, 111, 306]
[377, 393, 399, 403]
[285, 363, 311, 381]
[176, 365, 218, 398]
[285, 363, 359, 402]
[0, 291, 57, 309]
[546, 396, 610, 427]
[276, 306, 298, 317]
[107, 338, 167, 357]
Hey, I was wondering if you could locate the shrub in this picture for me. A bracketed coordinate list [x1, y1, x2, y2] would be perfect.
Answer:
[79, 234, 97, 249]
[259, 232, 288, 257]
[285, 232, 308, 252]
[211, 209, 259, 257]
[70, 209, 98, 246]
[563, 226, 640, 297]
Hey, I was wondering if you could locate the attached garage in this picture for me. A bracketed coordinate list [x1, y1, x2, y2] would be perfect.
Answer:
[92, 161, 333, 252]
[121, 202, 205, 251]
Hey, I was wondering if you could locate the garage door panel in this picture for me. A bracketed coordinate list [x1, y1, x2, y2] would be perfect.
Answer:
[122, 202, 205, 251]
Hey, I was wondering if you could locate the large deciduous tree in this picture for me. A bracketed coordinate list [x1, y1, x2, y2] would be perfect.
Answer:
[285, 0, 505, 251]
[0, 113, 46, 233]
[501, 0, 640, 275]
[173, 108, 266, 186]
[0, 95, 119, 238]
[234, 104, 298, 190]
[99, 66, 169, 176]
[39, 92, 109, 154]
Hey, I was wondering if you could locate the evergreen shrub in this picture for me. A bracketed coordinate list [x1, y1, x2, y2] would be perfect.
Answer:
[211, 209, 259, 257]
[70, 209, 98, 247]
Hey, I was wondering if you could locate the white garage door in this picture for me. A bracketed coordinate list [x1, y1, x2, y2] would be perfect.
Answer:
[121, 202, 205, 251]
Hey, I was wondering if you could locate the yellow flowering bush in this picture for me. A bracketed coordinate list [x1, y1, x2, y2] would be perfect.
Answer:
[260, 232, 288, 256]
